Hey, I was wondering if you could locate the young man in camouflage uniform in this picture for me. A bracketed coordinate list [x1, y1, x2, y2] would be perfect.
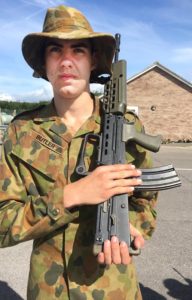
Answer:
[0, 5, 158, 300]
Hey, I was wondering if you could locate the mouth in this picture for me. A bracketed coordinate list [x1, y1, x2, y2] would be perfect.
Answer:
[59, 73, 76, 80]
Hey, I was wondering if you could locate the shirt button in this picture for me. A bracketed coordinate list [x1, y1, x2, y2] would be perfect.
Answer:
[52, 208, 60, 216]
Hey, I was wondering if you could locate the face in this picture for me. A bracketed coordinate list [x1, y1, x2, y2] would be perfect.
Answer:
[45, 39, 96, 100]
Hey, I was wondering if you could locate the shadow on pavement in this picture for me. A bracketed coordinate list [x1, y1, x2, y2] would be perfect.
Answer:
[140, 283, 166, 300]
[0, 281, 24, 300]
[140, 268, 192, 300]
[164, 268, 192, 300]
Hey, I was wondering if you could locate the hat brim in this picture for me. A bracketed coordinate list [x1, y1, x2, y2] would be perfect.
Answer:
[22, 31, 116, 83]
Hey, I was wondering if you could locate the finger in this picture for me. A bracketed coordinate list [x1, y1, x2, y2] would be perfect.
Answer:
[99, 164, 136, 174]
[130, 223, 142, 237]
[110, 168, 142, 180]
[97, 252, 105, 264]
[134, 235, 145, 249]
[119, 241, 131, 265]
[110, 178, 142, 188]
[93, 165, 138, 183]
[103, 240, 112, 265]
[130, 224, 145, 249]
[109, 163, 136, 171]
[108, 186, 135, 196]
[111, 236, 121, 264]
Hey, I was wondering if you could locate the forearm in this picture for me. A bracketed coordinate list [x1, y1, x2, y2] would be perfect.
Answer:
[0, 186, 79, 247]
[0, 192, 79, 247]
[0, 125, 79, 247]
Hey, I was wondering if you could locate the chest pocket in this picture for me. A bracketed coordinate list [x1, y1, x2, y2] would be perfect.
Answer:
[10, 130, 65, 196]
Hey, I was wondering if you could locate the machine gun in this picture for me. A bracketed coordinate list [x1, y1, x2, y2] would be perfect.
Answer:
[76, 33, 181, 255]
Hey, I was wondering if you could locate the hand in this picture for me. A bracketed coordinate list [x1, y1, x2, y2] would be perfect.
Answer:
[63, 164, 142, 208]
[97, 224, 145, 266]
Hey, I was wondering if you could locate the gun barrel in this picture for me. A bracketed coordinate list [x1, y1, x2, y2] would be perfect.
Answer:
[114, 33, 121, 62]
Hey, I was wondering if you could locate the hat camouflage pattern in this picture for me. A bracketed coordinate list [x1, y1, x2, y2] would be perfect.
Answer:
[22, 5, 116, 83]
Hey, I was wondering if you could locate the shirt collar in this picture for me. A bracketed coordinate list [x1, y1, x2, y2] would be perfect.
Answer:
[33, 96, 102, 138]
[73, 95, 101, 138]
[33, 99, 58, 122]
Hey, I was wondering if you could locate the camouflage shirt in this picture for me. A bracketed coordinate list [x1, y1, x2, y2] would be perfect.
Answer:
[0, 97, 157, 300]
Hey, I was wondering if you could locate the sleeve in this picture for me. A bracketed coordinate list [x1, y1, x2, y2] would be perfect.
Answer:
[0, 123, 79, 248]
[125, 112, 158, 240]
[129, 182, 158, 240]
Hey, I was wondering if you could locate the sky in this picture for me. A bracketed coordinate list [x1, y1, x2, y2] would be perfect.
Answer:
[0, 0, 192, 102]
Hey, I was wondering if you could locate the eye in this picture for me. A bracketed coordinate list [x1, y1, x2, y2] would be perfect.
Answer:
[74, 47, 86, 54]
[46, 45, 62, 55]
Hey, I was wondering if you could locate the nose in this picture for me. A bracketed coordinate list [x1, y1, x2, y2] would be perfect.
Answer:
[60, 49, 73, 68]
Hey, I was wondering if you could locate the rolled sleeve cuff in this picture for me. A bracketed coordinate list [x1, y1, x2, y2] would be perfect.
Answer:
[45, 187, 79, 223]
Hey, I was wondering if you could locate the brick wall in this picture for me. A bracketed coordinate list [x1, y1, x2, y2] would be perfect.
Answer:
[127, 68, 192, 142]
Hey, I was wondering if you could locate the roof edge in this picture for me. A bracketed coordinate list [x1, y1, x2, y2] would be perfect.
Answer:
[127, 61, 192, 89]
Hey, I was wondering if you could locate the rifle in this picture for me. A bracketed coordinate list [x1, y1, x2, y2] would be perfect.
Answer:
[76, 33, 181, 255]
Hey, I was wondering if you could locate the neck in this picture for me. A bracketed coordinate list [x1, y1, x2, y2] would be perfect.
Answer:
[54, 91, 94, 133]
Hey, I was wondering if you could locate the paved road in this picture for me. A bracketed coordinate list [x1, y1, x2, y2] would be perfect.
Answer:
[0, 144, 191, 300]
[136, 144, 192, 300]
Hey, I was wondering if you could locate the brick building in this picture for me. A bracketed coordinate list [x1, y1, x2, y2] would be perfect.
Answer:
[127, 62, 192, 142]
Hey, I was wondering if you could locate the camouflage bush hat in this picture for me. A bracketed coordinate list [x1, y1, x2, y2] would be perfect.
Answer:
[22, 5, 116, 83]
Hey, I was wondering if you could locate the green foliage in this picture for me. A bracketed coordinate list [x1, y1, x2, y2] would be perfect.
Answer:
[0, 90, 102, 115]
[0, 101, 50, 115]
[93, 90, 103, 96]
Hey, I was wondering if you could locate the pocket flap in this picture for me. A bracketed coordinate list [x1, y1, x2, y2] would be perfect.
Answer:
[11, 130, 63, 180]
